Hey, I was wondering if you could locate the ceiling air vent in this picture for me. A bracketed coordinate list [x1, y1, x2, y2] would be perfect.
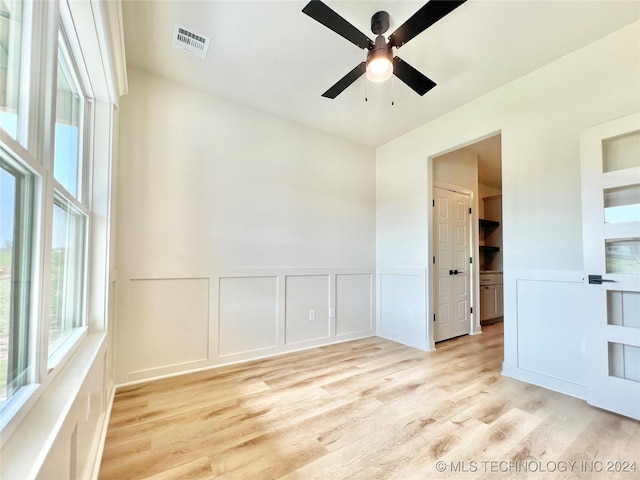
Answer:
[172, 24, 211, 59]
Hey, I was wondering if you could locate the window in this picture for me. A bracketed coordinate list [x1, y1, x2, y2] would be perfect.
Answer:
[0, 0, 96, 423]
[0, 0, 117, 469]
[0, 0, 25, 139]
[48, 36, 88, 362]
[48, 195, 86, 356]
[0, 149, 35, 409]
[54, 43, 83, 197]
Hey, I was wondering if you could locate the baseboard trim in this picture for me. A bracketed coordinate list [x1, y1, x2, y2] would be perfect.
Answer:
[502, 361, 587, 400]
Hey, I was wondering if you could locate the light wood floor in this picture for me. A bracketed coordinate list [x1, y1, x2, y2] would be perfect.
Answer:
[99, 323, 639, 479]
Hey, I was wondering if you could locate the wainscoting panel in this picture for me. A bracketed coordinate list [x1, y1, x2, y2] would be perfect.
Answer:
[127, 278, 210, 372]
[502, 270, 587, 399]
[285, 275, 331, 345]
[516, 278, 586, 386]
[378, 269, 428, 350]
[117, 268, 375, 385]
[219, 276, 279, 356]
[336, 273, 373, 336]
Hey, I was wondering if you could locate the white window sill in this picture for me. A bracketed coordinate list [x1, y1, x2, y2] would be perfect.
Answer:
[47, 326, 88, 371]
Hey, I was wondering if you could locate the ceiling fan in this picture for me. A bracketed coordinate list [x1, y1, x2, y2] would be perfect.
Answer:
[302, 0, 467, 99]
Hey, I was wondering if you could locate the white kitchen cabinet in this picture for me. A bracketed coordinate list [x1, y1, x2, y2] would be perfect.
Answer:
[480, 273, 503, 323]
[496, 283, 504, 317]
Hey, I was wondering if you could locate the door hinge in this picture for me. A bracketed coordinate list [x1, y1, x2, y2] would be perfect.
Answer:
[469, 207, 472, 214]
[433, 313, 436, 322]
[470, 257, 473, 264]
[433, 256, 436, 264]
[433, 199, 435, 207]
[470, 307, 473, 314]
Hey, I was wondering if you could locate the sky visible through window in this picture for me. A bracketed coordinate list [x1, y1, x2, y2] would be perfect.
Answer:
[1, 114, 18, 251]
[0, 159, 15, 249]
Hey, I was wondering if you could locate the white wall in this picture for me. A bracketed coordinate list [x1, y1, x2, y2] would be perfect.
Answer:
[376, 22, 640, 396]
[115, 69, 376, 384]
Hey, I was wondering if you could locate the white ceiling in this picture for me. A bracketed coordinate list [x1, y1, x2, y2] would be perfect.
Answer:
[121, 0, 639, 150]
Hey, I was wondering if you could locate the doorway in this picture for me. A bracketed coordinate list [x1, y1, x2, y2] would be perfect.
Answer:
[431, 133, 503, 345]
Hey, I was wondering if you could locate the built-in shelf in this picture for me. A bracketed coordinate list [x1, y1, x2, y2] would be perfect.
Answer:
[479, 245, 500, 253]
[479, 218, 500, 228]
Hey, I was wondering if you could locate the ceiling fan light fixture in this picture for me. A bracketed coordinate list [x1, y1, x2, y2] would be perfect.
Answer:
[366, 35, 393, 83]
[366, 57, 393, 82]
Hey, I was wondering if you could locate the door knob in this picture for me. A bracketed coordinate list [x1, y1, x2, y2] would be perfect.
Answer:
[588, 274, 616, 285]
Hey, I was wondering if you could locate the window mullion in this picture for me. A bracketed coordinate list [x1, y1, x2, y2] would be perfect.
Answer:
[81, 98, 94, 208]
[24, 0, 58, 164]
[12, 0, 29, 146]
[37, 171, 54, 378]
[33, 0, 58, 384]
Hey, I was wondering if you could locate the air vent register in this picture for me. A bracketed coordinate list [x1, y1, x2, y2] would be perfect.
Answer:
[172, 24, 211, 59]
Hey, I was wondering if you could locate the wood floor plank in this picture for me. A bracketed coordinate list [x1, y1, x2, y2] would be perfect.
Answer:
[99, 323, 640, 480]
[143, 457, 213, 480]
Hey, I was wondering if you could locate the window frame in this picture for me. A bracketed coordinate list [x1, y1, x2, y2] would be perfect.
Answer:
[0, 0, 26, 141]
[45, 26, 92, 369]
[0, 143, 38, 414]
[0, 134, 43, 433]
[46, 192, 88, 365]
[0, 0, 99, 434]
[52, 28, 87, 203]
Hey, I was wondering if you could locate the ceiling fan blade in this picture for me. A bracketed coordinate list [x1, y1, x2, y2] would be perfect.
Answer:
[392, 57, 436, 96]
[302, 1, 373, 50]
[389, 0, 467, 48]
[322, 62, 366, 99]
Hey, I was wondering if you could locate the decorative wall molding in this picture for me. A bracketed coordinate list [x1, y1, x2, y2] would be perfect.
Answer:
[502, 269, 587, 400]
[377, 268, 430, 351]
[118, 268, 375, 385]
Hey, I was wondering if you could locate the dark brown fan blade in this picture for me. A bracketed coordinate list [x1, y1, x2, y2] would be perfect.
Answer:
[322, 62, 366, 99]
[388, 0, 467, 48]
[392, 57, 436, 96]
[302, 1, 373, 50]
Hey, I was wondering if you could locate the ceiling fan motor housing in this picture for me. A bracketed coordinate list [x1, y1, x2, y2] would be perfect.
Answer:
[367, 34, 392, 64]
[371, 11, 390, 36]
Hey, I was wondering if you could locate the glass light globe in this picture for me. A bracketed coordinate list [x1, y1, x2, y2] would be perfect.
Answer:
[366, 57, 393, 83]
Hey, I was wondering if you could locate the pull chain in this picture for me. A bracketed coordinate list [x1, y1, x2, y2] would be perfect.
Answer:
[391, 76, 395, 106]
[365, 79, 368, 102]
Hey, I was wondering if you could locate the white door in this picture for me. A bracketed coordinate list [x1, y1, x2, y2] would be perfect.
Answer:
[581, 112, 640, 420]
[434, 187, 471, 342]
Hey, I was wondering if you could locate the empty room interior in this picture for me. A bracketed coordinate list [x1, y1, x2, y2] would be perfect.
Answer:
[1, 0, 639, 478]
